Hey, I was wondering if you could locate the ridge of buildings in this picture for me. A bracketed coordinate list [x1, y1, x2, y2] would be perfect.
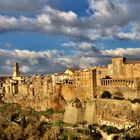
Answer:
[0, 57, 139, 130]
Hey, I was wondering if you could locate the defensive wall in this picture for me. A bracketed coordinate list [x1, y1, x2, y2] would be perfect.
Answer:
[64, 99, 140, 129]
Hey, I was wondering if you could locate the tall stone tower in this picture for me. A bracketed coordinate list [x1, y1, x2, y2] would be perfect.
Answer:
[13, 63, 20, 78]
[112, 57, 126, 78]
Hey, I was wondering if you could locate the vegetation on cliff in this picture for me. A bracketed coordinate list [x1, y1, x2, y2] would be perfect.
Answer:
[131, 98, 140, 104]
[0, 103, 65, 140]
[0, 103, 103, 140]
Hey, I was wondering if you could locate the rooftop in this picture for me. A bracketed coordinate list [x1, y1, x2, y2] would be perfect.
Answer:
[125, 61, 140, 64]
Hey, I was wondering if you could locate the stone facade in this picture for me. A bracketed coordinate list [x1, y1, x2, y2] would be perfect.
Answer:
[96, 57, 140, 99]
[63, 98, 85, 124]
[61, 69, 96, 102]
[3, 67, 65, 111]
[95, 99, 132, 129]
[110, 57, 140, 78]
[73, 69, 96, 100]
[63, 57, 140, 127]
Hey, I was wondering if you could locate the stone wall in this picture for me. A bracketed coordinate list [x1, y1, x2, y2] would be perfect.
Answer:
[63, 103, 79, 124]
[95, 99, 132, 128]
[63, 99, 84, 124]
[97, 84, 140, 99]
[64, 98, 138, 129]
[84, 100, 96, 124]
[131, 103, 140, 123]
[61, 84, 75, 101]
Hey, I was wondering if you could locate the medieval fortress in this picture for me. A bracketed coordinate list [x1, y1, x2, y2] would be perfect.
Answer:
[0, 57, 140, 129]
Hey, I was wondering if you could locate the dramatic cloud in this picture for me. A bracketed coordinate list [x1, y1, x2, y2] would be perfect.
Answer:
[116, 23, 140, 40]
[62, 42, 100, 53]
[88, 0, 140, 40]
[58, 41, 140, 69]
[0, 49, 66, 75]
[0, 0, 140, 41]
[0, 7, 91, 41]
[0, 0, 46, 14]
[0, 45, 140, 75]
[0, 0, 140, 74]
[60, 42, 107, 68]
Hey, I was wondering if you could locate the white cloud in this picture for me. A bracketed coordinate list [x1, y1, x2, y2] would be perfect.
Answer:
[0, 0, 140, 74]
[0, 46, 140, 75]
[0, 0, 46, 13]
[89, 0, 114, 17]
[116, 23, 140, 40]
[62, 42, 100, 53]
[0, 0, 140, 42]
[102, 48, 140, 57]
[117, 32, 137, 40]
[0, 16, 17, 31]
[20, 65, 30, 73]
[0, 49, 65, 75]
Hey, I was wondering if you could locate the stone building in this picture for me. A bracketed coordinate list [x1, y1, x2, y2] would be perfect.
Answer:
[97, 57, 140, 99]
[52, 72, 72, 87]
[63, 57, 140, 128]
[12, 63, 21, 80]
[96, 66, 111, 86]
[73, 68, 96, 100]
[3, 63, 64, 111]
[109, 57, 140, 78]
[61, 68, 97, 103]
[64, 69, 76, 75]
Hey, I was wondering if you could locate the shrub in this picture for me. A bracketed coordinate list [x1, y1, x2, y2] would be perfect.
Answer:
[100, 125, 119, 135]
[45, 108, 54, 115]
[131, 98, 140, 104]
[0, 103, 11, 113]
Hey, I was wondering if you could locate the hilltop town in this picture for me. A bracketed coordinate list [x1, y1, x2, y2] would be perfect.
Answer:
[0, 57, 140, 139]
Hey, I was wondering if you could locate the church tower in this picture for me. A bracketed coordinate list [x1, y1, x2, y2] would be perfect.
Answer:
[13, 63, 20, 78]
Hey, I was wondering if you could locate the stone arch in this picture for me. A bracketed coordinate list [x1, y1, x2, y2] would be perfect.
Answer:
[112, 135, 119, 140]
[101, 91, 112, 99]
[113, 91, 124, 100]
[72, 98, 83, 109]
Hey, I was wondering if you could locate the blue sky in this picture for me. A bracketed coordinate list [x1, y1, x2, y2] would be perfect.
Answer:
[0, 0, 140, 75]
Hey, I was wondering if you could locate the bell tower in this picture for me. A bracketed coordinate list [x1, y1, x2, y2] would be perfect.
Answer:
[13, 63, 20, 78]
